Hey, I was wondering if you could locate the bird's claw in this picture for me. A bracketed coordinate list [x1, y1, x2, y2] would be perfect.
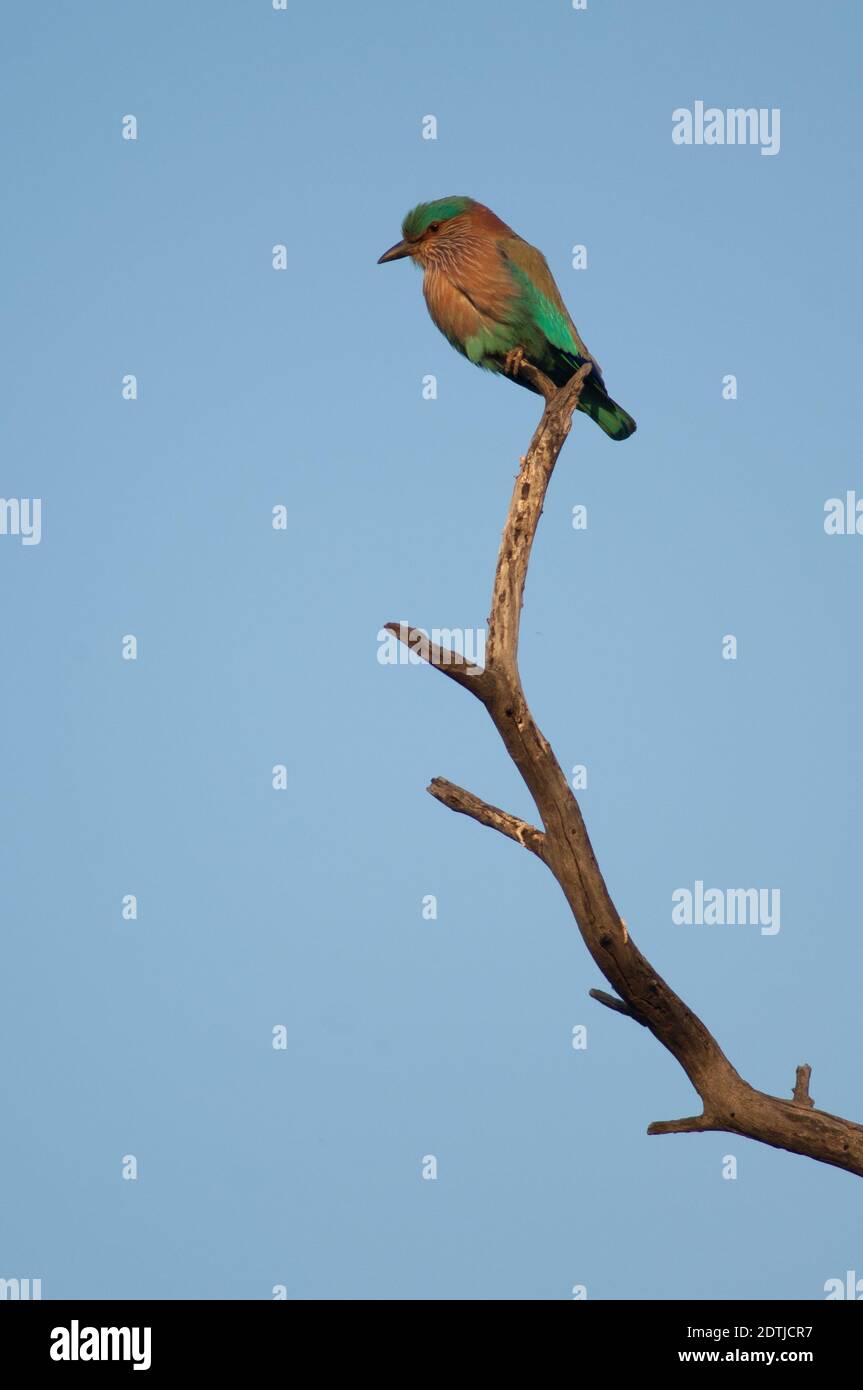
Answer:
[504, 346, 527, 377]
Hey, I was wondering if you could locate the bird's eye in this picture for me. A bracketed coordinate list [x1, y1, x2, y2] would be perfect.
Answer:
[427, 221, 441, 233]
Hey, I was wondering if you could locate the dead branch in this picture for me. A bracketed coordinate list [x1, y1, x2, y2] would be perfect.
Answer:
[387, 363, 863, 1178]
[427, 778, 547, 859]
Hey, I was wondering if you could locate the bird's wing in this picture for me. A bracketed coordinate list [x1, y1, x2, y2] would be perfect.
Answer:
[498, 237, 606, 385]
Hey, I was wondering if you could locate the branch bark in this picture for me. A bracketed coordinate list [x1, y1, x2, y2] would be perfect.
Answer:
[387, 363, 863, 1179]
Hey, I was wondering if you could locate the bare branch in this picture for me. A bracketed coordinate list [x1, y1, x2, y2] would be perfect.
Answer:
[427, 777, 546, 858]
[648, 1115, 716, 1137]
[485, 361, 592, 675]
[589, 987, 647, 1026]
[511, 360, 557, 400]
[383, 622, 494, 699]
[387, 367, 863, 1179]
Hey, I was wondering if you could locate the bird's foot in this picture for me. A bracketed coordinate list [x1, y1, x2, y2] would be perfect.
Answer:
[503, 346, 527, 377]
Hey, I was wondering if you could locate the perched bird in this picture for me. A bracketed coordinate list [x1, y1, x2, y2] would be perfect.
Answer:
[378, 196, 635, 441]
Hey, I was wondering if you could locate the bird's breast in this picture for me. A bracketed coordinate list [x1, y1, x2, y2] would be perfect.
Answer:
[422, 266, 486, 349]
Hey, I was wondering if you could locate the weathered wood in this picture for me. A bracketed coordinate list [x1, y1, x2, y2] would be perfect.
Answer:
[427, 778, 546, 859]
[387, 368, 863, 1179]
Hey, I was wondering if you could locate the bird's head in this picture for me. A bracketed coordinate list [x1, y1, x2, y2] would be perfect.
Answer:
[377, 197, 480, 269]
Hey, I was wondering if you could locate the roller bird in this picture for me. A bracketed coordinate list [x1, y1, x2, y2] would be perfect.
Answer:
[378, 195, 635, 440]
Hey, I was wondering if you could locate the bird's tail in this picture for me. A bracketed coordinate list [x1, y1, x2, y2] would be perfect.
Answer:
[578, 380, 636, 441]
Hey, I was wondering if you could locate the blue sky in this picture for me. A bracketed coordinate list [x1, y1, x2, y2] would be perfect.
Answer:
[1, 0, 861, 1299]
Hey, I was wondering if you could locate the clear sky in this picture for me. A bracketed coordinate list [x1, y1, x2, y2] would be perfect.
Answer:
[2, 0, 861, 1300]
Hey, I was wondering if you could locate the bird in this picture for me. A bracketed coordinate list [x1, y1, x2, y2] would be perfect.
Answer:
[378, 196, 635, 441]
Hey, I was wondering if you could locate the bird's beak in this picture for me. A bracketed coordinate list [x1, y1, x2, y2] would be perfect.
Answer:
[377, 239, 412, 264]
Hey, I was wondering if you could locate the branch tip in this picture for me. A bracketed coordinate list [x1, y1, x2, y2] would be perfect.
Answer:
[427, 777, 546, 857]
[648, 1115, 714, 1137]
[589, 988, 647, 1027]
[792, 1063, 815, 1109]
[383, 621, 492, 698]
